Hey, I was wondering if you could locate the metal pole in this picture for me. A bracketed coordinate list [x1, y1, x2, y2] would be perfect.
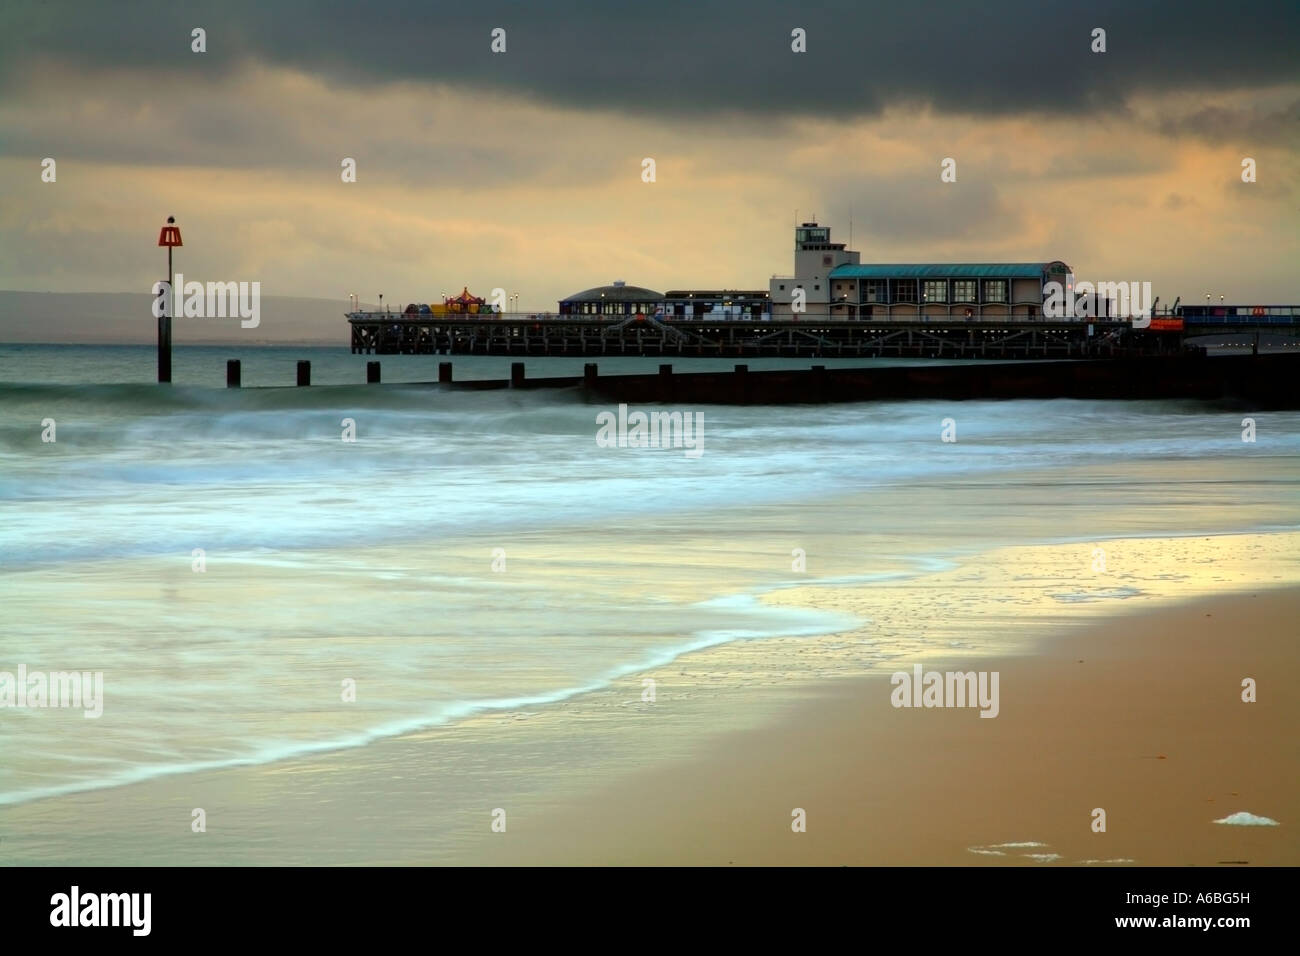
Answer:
[159, 243, 173, 383]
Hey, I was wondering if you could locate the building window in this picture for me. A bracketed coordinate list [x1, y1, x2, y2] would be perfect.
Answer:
[779, 284, 785, 290]
[923, 280, 948, 303]
[953, 280, 976, 303]
[862, 280, 888, 303]
[982, 280, 1007, 303]
[893, 279, 918, 303]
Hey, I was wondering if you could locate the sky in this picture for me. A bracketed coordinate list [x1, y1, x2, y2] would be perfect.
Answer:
[2, 0, 1298, 339]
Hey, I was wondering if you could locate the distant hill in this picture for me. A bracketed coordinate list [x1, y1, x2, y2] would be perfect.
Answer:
[0, 292, 364, 345]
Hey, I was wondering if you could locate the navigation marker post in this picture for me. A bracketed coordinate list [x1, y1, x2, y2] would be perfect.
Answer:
[157, 216, 183, 383]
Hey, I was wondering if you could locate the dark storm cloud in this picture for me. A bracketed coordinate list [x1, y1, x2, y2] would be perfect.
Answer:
[0, 74, 627, 187]
[3, 0, 1298, 119]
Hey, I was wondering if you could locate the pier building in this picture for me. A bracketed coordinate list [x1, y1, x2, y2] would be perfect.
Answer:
[558, 281, 664, 316]
[661, 290, 771, 319]
[769, 222, 1071, 321]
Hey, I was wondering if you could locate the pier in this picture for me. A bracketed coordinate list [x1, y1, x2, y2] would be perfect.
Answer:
[346, 313, 1216, 360]
[345, 219, 1299, 361]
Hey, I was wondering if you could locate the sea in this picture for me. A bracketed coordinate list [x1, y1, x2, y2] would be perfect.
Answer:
[2, 343, 1298, 809]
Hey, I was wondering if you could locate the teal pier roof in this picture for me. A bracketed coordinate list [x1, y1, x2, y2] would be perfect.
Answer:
[829, 262, 1069, 279]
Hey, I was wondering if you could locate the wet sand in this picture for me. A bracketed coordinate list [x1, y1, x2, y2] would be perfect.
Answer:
[477, 587, 1299, 865]
[2, 535, 1296, 866]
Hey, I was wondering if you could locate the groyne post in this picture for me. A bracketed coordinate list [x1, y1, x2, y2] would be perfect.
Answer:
[511, 362, 525, 388]
[811, 364, 827, 402]
[658, 364, 673, 402]
[438, 362, 452, 383]
[156, 216, 182, 384]
[226, 360, 241, 388]
[734, 364, 749, 404]
[296, 361, 311, 386]
[367, 361, 381, 384]
[158, 312, 172, 384]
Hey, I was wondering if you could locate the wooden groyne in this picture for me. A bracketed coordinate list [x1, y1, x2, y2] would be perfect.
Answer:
[226, 353, 1300, 408]
[571, 354, 1300, 407]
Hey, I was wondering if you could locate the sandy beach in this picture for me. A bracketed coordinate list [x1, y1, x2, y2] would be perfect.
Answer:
[477, 586, 1300, 866]
[3, 529, 1296, 866]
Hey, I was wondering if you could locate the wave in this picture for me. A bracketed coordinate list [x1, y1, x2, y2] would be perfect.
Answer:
[2, 389, 1297, 567]
[0, 582, 862, 807]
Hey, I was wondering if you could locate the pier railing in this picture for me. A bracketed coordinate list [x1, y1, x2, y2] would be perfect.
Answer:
[344, 306, 1298, 359]
[348, 310, 1134, 325]
[348, 307, 1300, 325]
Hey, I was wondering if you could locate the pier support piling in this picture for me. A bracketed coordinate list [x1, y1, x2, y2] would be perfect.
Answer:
[584, 363, 598, 387]
[367, 361, 381, 384]
[438, 362, 452, 383]
[511, 362, 525, 388]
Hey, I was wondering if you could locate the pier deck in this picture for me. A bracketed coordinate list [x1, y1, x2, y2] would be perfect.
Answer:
[347, 311, 1300, 360]
[348, 314, 1178, 359]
